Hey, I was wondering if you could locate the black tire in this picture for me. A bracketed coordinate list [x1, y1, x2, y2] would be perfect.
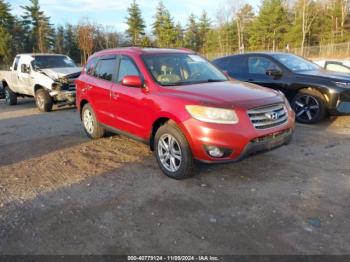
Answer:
[154, 122, 195, 179]
[4, 86, 17, 105]
[35, 89, 53, 112]
[291, 89, 327, 124]
[81, 103, 105, 139]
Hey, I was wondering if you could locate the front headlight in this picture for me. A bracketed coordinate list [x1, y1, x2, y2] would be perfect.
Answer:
[278, 91, 292, 111]
[334, 82, 350, 88]
[185, 105, 239, 124]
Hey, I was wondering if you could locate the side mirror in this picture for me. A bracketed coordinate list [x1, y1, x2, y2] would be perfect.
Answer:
[266, 69, 282, 78]
[121, 75, 143, 88]
[10, 66, 13, 71]
[21, 64, 30, 74]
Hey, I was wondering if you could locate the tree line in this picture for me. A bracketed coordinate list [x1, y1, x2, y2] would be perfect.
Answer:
[0, 0, 349, 65]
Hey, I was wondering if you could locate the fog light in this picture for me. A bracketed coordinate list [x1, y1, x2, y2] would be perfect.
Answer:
[207, 146, 224, 158]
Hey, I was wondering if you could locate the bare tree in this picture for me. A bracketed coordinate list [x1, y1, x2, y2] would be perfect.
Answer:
[77, 19, 95, 64]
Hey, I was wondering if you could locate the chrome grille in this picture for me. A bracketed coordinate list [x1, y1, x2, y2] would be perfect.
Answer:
[248, 104, 288, 129]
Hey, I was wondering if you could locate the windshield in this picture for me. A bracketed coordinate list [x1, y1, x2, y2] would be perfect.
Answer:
[31, 55, 77, 70]
[142, 54, 228, 86]
[271, 54, 320, 72]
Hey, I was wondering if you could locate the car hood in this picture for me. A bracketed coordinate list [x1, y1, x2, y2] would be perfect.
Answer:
[167, 80, 284, 109]
[297, 70, 350, 82]
[40, 67, 82, 80]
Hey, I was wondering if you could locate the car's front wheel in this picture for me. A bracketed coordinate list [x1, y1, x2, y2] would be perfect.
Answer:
[4, 86, 17, 106]
[35, 89, 53, 112]
[81, 103, 105, 139]
[154, 122, 195, 179]
[292, 89, 327, 124]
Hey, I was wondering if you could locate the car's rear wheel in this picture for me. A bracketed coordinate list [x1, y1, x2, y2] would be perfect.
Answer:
[292, 89, 327, 124]
[154, 122, 195, 179]
[82, 103, 105, 139]
[35, 89, 53, 112]
[4, 86, 17, 106]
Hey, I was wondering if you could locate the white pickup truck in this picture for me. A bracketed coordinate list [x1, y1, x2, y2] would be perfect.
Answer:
[0, 54, 82, 112]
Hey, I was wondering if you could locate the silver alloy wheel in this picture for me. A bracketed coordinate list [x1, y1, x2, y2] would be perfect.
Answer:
[83, 109, 94, 134]
[5, 88, 10, 104]
[36, 93, 44, 109]
[158, 134, 182, 172]
[294, 95, 320, 121]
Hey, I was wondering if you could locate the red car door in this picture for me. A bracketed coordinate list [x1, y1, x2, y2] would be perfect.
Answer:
[109, 55, 152, 140]
[88, 55, 118, 127]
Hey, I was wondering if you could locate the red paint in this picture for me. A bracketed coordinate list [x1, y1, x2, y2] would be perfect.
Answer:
[76, 48, 295, 162]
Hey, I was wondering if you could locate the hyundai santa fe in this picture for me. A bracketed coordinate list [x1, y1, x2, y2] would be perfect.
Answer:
[213, 52, 350, 124]
[76, 48, 295, 179]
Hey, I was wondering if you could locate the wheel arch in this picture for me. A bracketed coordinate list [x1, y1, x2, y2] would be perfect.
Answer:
[288, 85, 331, 105]
[79, 99, 89, 118]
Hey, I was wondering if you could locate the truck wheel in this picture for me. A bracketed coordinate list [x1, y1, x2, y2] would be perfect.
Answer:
[81, 103, 105, 139]
[4, 86, 17, 106]
[291, 89, 327, 124]
[35, 89, 53, 112]
[154, 122, 195, 179]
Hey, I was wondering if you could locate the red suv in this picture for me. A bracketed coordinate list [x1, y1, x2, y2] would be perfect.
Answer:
[76, 48, 295, 179]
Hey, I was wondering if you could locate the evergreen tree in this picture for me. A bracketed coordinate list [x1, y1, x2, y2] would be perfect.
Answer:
[0, 0, 14, 63]
[21, 0, 53, 53]
[198, 10, 211, 53]
[125, 0, 146, 46]
[248, 0, 289, 51]
[184, 14, 200, 51]
[65, 24, 80, 63]
[152, 1, 176, 47]
[174, 22, 184, 48]
[54, 25, 65, 54]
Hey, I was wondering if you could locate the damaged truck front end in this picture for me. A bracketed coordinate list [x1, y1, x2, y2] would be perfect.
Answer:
[49, 71, 81, 107]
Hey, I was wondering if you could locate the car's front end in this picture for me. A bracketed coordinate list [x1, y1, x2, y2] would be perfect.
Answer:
[327, 82, 350, 115]
[181, 95, 295, 163]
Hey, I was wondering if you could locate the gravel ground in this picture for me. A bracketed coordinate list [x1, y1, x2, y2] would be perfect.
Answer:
[0, 98, 349, 255]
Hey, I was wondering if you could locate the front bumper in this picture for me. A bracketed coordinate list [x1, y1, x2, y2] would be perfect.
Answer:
[181, 110, 295, 163]
[50, 90, 76, 104]
[328, 89, 350, 115]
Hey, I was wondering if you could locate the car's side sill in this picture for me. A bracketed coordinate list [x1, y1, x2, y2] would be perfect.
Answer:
[101, 124, 149, 145]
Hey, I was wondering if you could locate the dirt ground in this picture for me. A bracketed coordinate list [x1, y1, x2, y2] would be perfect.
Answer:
[0, 98, 349, 255]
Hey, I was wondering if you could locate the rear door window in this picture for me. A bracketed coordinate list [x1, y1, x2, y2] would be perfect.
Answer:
[95, 57, 117, 81]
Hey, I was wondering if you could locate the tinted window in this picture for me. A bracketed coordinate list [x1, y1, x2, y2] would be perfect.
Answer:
[248, 56, 280, 75]
[96, 58, 117, 81]
[85, 58, 97, 76]
[117, 56, 140, 82]
[228, 56, 248, 74]
[213, 57, 229, 69]
[13, 56, 20, 70]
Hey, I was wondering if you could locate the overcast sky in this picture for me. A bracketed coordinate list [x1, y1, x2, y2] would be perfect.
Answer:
[10, 0, 259, 32]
